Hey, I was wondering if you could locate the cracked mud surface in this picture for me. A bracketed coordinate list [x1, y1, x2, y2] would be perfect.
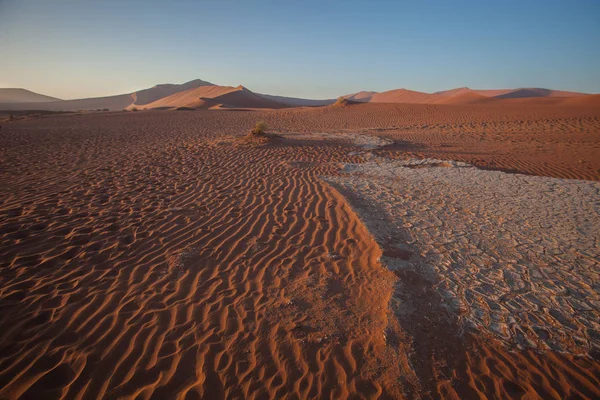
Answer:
[326, 157, 600, 356]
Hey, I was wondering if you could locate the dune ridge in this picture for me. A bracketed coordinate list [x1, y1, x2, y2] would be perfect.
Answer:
[345, 87, 593, 105]
[256, 93, 334, 107]
[0, 89, 61, 103]
[2, 81, 595, 112]
[0, 80, 214, 111]
[138, 85, 288, 110]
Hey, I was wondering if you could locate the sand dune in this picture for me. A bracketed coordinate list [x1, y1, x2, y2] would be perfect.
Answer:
[139, 85, 288, 110]
[0, 79, 214, 111]
[434, 91, 488, 104]
[495, 87, 588, 99]
[0, 88, 61, 103]
[480, 96, 570, 106]
[257, 93, 335, 107]
[433, 87, 588, 98]
[370, 88, 438, 104]
[344, 91, 378, 102]
[477, 95, 600, 106]
[433, 87, 505, 97]
[130, 79, 214, 106]
[1, 82, 595, 112]
[0, 93, 138, 112]
[346, 86, 593, 105]
[562, 93, 600, 106]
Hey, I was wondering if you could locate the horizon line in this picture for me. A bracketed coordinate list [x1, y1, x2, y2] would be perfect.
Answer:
[1, 79, 594, 102]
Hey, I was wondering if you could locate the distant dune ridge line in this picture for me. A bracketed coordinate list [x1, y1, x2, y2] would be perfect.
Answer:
[0, 88, 62, 103]
[344, 87, 593, 105]
[0, 79, 214, 111]
[0, 80, 597, 111]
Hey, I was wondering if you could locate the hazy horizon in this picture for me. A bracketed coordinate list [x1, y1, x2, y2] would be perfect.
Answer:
[1, 0, 599, 100]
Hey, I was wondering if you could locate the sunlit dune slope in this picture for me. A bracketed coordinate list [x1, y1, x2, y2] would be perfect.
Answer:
[138, 85, 288, 110]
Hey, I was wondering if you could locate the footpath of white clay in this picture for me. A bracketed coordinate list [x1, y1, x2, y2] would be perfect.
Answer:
[313, 131, 600, 357]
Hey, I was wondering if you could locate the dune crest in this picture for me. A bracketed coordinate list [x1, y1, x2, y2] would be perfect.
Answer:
[0, 79, 214, 111]
[1, 81, 596, 111]
[0, 88, 61, 103]
[138, 85, 288, 110]
[343, 86, 593, 105]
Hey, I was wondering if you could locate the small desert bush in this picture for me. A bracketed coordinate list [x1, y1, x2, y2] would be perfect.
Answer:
[334, 96, 349, 106]
[251, 121, 268, 135]
[131, 107, 139, 112]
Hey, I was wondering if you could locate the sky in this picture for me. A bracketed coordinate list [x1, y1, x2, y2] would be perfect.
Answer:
[1, 0, 599, 99]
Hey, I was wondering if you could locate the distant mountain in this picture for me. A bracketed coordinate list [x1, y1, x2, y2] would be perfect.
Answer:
[0, 88, 61, 103]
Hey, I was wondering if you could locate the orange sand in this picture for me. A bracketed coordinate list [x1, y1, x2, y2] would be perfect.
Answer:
[0, 103, 599, 398]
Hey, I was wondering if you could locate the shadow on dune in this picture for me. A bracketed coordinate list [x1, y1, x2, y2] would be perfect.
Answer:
[495, 88, 552, 99]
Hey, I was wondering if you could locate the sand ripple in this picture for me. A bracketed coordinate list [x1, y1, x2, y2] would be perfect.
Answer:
[1, 109, 599, 399]
[0, 116, 407, 398]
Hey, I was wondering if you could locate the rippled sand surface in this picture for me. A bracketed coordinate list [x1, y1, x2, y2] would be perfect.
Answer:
[1, 106, 599, 399]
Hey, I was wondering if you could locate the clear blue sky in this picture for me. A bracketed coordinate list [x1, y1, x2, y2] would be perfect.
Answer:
[1, 0, 599, 99]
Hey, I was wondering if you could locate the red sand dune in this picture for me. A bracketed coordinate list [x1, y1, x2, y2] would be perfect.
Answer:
[370, 88, 438, 104]
[433, 87, 587, 98]
[347, 87, 593, 105]
[435, 87, 518, 98]
[139, 85, 288, 110]
[562, 93, 600, 106]
[1, 81, 595, 111]
[435, 91, 489, 105]
[494, 88, 588, 99]
[131, 79, 214, 106]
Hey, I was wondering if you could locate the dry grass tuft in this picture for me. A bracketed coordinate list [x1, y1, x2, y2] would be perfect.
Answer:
[237, 121, 282, 146]
[251, 121, 268, 135]
[334, 96, 351, 107]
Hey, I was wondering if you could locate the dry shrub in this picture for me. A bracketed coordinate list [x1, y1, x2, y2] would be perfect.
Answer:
[334, 96, 350, 106]
[251, 121, 268, 135]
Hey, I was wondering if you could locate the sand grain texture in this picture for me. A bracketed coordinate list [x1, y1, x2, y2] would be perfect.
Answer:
[0, 112, 410, 399]
[1, 104, 599, 399]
